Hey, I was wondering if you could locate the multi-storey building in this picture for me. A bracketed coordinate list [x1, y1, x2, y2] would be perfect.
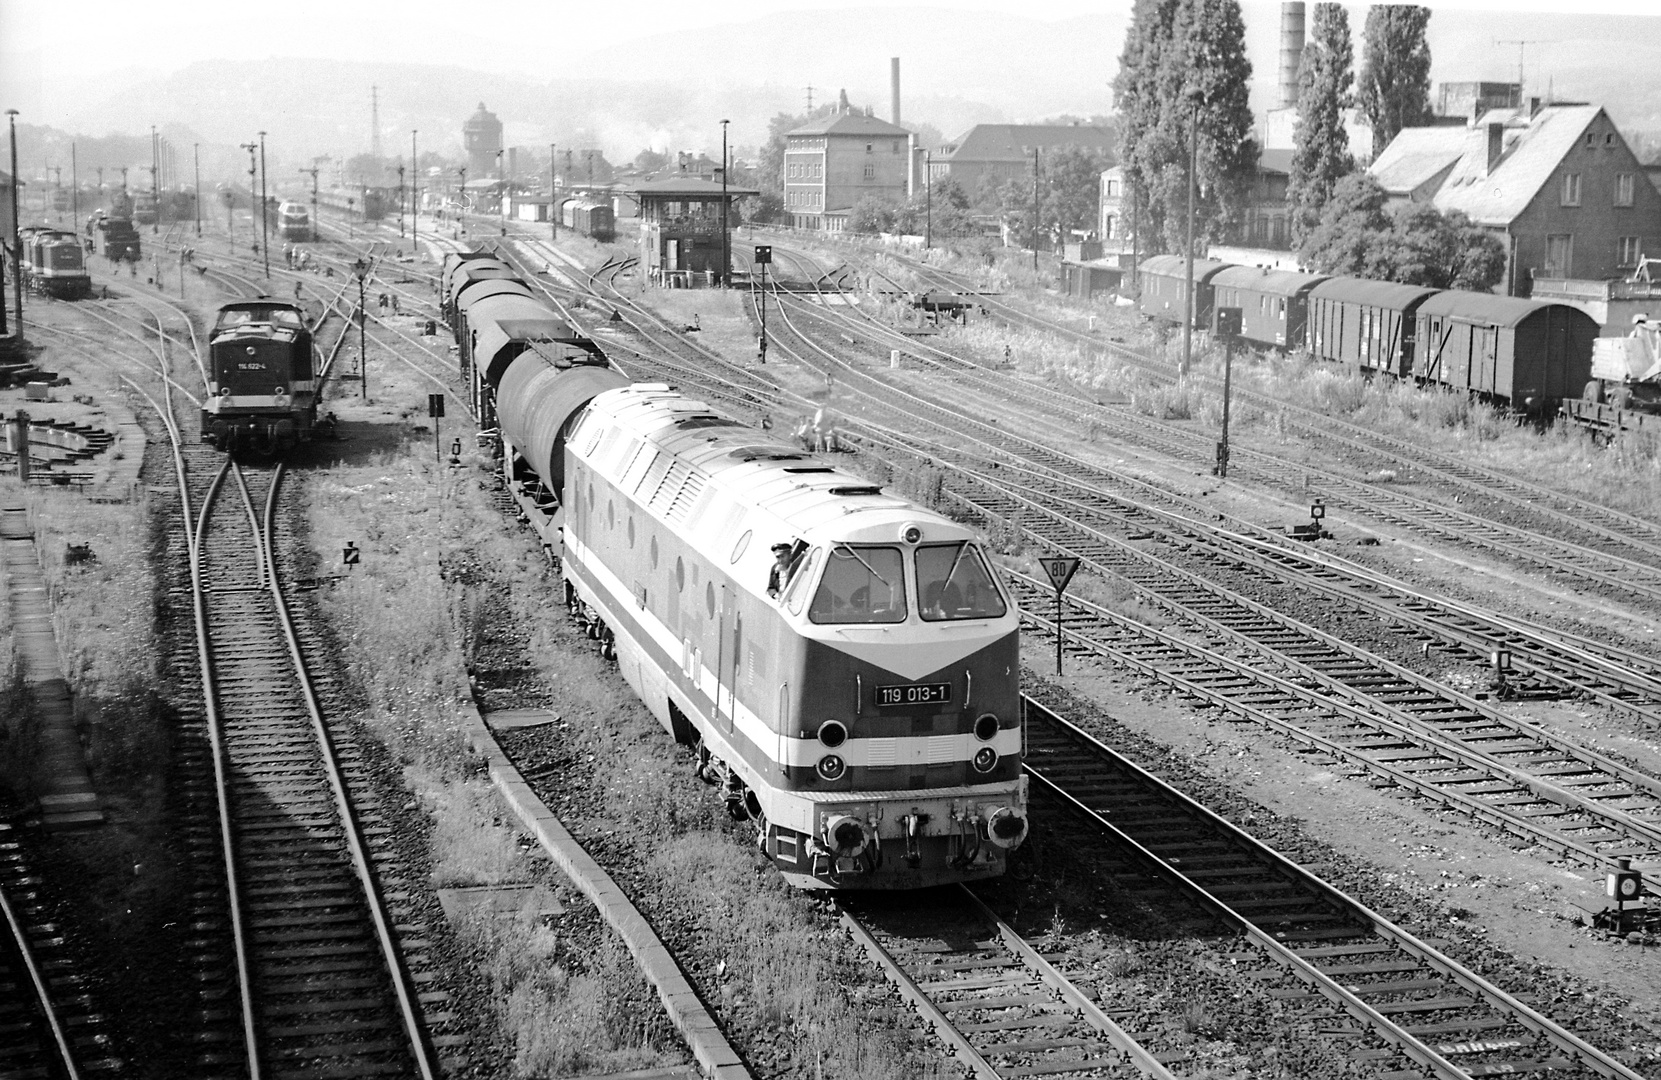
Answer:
[933, 124, 1115, 196]
[1371, 102, 1661, 295]
[783, 107, 912, 231]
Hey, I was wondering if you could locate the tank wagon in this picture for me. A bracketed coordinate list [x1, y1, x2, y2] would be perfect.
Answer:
[1138, 259, 1600, 411]
[561, 198, 616, 242]
[447, 251, 1030, 888]
[276, 201, 312, 242]
[202, 300, 318, 452]
[18, 227, 91, 299]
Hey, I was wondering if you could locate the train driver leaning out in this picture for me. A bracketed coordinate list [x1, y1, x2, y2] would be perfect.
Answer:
[767, 541, 806, 600]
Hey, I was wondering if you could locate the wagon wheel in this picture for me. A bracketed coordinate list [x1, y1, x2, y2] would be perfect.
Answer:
[1582, 379, 1603, 404]
[1608, 385, 1632, 412]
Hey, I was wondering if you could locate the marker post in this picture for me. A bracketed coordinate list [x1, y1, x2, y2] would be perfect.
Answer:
[1038, 556, 1081, 676]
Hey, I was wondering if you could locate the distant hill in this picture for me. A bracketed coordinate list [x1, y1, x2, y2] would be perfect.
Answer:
[44, 3, 1661, 180]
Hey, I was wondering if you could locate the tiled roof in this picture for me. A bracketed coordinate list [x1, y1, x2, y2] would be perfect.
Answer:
[936, 124, 1116, 163]
[1258, 148, 1293, 175]
[1431, 105, 1602, 225]
[1368, 126, 1469, 196]
[624, 177, 759, 197]
[787, 112, 910, 138]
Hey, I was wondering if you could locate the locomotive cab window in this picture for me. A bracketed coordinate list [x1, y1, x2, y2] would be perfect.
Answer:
[916, 542, 1007, 621]
[808, 545, 906, 624]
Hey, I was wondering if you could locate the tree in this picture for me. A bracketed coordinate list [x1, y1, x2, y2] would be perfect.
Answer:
[1300, 173, 1506, 291]
[1112, 0, 1258, 255]
[1287, 3, 1354, 247]
[633, 148, 670, 173]
[849, 196, 896, 234]
[1357, 5, 1433, 158]
[1042, 147, 1108, 239]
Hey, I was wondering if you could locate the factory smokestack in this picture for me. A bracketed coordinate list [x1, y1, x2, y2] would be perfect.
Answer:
[1278, 1, 1305, 110]
[891, 57, 901, 125]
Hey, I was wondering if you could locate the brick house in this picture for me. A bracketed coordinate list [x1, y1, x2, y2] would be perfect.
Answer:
[1098, 149, 1293, 254]
[1370, 103, 1661, 295]
[784, 107, 911, 231]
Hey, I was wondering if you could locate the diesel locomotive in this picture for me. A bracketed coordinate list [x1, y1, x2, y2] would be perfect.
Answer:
[447, 252, 1029, 888]
[17, 227, 92, 298]
[202, 300, 318, 452]
[276, 201, 312, 242]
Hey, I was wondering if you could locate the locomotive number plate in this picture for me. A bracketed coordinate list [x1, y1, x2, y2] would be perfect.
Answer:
[875, 682, 952, 707]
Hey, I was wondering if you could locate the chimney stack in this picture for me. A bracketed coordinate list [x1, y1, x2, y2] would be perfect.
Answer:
[891, 57, 901, 126]
[1487, 122, 1506, 174]
[1278, 2, 1306, 110]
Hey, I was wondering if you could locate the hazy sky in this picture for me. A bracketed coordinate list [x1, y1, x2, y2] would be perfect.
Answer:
[3, 0, 1656, 86]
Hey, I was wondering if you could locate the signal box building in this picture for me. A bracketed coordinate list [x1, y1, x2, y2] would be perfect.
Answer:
[627, 177, 757, 287]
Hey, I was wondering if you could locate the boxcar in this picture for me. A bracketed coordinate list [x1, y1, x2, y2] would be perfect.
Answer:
[1209, 266, 1328, 348]
[1307, 277, 1441, 376]
[1136, 255, 1233, 328]
[1412, 292, 1599, 411]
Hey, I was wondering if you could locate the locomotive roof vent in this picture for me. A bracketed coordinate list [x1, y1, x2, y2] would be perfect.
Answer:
[783, 466, 834, 474]
[829, 485, 883, 497]
[728, 445, 805, 462]
[674, 414, 738, 430]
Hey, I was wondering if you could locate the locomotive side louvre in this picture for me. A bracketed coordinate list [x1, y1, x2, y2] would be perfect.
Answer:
[552, 388, 1027, 889]
[202, 301, 318, 451]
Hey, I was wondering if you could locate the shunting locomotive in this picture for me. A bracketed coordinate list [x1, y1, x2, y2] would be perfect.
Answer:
[17, 227, 92, 299]
[202, 300, 317, 452]
[86, 211, 142, 263]
[276, 201, 312, 242]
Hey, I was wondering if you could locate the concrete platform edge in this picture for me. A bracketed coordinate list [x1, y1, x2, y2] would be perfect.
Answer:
[460, 703, 752, 1080]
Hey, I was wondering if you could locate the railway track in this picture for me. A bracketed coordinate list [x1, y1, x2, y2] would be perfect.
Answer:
[0, 820, 107, 1078]
[1020, 695, 1646, 1080]
[856, 245, 1661, 578]
[742, 255, 1661, 875]
[840, 886, 1182, 1080]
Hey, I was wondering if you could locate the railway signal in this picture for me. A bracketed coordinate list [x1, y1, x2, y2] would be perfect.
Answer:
[428, 393, 445, 461]
[1215, 306, 1241, 479]
[754, 245, 771, 362]
[342, 541, 360, 568]
[1608, 857, 1644, 931]
[1039, 555, 1081, 676]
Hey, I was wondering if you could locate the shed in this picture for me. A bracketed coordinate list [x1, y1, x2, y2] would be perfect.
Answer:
[1413, 291, 1599, 409]
[1307, 277, 1441, 376]
[1059, 261, 1124, 301]
[1209, 266, 1328, 348]
[1136, 255, 1233, 328]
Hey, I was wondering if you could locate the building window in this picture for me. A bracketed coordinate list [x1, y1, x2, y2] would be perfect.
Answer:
[1606, 133, 1617, 146]
[1616, 173, 1635, 206]
[1619, 236, 1641, 267]
[1545, 233, 1573, 277]
[1560, 173, 1581, 206]
[893, 141, 900, 153]
[1585, 132, 1597, 148]
[866, 143, 873, 153]
[863, 164, 874, 180]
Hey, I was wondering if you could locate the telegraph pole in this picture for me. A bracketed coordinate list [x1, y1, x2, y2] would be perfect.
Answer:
[410, 129, 418, 253]
[1031, 147, 1040, 274]
[193, 144, 201, 235]
[719, 120, 729, 287]
[7, 110, 22, 337]
[549, 142, 556, 239]
[258, 131, 270, 277]
[70, 144, 78, 225]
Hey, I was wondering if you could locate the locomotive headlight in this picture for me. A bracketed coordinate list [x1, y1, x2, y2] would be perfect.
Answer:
[817, 720, 848, 748]
[824, 814, 869, 857]
[972, 746, 998, 773]
[816, 754, 846, 781]
[900, 523, 923, 545]
[220, 386, 232, 398]
[974, 713, 1000, 742]
[984, 807, 1028, 849]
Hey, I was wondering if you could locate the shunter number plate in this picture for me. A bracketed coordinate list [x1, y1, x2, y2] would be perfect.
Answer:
[875, 682, 952, 707]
